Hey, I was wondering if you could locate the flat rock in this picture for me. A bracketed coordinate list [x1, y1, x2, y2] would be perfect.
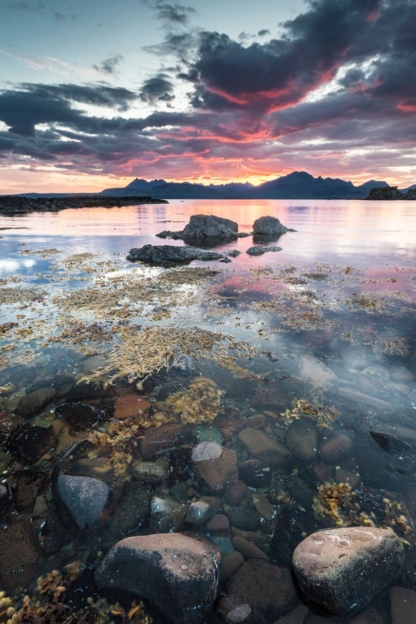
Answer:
[95, 533, 220, 624]
[252, 216, 288, 236]
[285, 418, 318, 461]
[292, 527, 404, 616]
[127, 244, 224, 266]
[339, 388, 391, 411]
[55, 401, 108, 430]
[390, 586, 416, 624]
[225, 480, 248, 506]
[193, 446, 238, 493]
[16, 386, 56, 418]
[107, 482, 151, 538]
[246, 246, 282, 256]
[140, 423, 192, 459]
[57, 474, 109, 529]
[238, 428, 292, 466]
[132, 461, 168, 484]
[0, 518, 46, 596]
[6, 422, 55, 462]
[225, 505, 261, 531]
[192, 441, 223, 461]
[320, 434, 353, 463]
[207, 514, 230, 532]
[114, 394, 150, 419]
[232, 536, 268, 560]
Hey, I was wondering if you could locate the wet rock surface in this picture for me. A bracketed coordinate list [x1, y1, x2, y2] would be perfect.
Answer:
[0, 518, 46, 596]
[238, 427, 292, 466]
[193, 445, 238, 493]
[127, 244, 225, 266]
[16, 387, 57, 418]
[55, 401, 109, 430]
[292, 527, 404, 616]
[6, 422, 55, 462]
[57, 474, 110, 529]
[95, 533, 221, 624]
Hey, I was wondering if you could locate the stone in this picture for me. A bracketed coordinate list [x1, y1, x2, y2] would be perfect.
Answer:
[252, 493, 275, 520]
[220, 551, 245, 582]
[114, 394, 150, 419]
[186, 497, 221, 525]
[338, 388, 391, 411]
[347, 609, 386, 624]
[390, 367, 415, 382]
[16, 387, 56, 418]
[225, 603, 252, 623]
[150, 496, 188, 533]
[140, 423, 192, 459]
[320, 434, 353, 463]
[285, 418, 318, 462]
[183, 214, 238, 241]
[6, 422, 55, 462]
[192, 441, 223, 461]
[238, 460, 272, 487]
[16, 472, 46, 512]
[271, 604, 309, 624]
[196, 426, 224, 445]
[55, 401, 108, 431]
[246, 246, 282, 256]
[212, 536, 235, 555]
[132, 461, 168, 484]
[193, 446, 238, 493]
[225, 480, 248, 506]
[252, 216, 288, 236]
[285, 475, 315, 509]
[226, 505, 261, 531]
[207, 514, 230, 532]
[292, 527, 404, 616]
[370, 431, 411, 453]
[57, 474, 109, 529]
[95, 533, 220, 624]
[223, 559, 296, 624]
[0, 518, 46, 596]
[107, 482, 151, 538]
[390, 586, 416, 624]
[299, 356, 338, 388]
[238, 428, 292, 466]
[334, 469, 361, 489]
[127, 244, 224, 266]
[232, 536, 268, 560]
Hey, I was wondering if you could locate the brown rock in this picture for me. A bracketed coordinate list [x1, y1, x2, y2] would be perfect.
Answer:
[272, 605, 309, 624]
[225, 480, 248, 506]
[320, 434, 353, 463]
[95, 533, 220, 624]
[0, 518, 45, 596]
[15, 472, 46, 512]
[55, 401, 109, 430]
[51, 418, 65, 436]
[114, 394, 150, 419]
[223, 559, 296, 624]
[285, 418, 318, 462]
[238, 428, 292, 466]
[220, 551, 245, 582]
[293, 527, 404, 616]
[194, 446, 238, 493]
[312, 462, 334, 482]
[6, 422, 55, 462]
[335, 469, 361, 489]
[207, 514, 230, 532]
[16, 387, 56, 418]
[232, 536, 268, 560]
[0, 410, 23, 437]
[140, 423, 192, 460]
[390, 586, 416, 624]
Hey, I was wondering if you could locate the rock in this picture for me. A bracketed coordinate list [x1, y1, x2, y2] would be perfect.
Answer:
[65, 381, 115, 402]
[220, 551, 245, 582]
[0, 518, 46, 596]
[334, 469, 360, 489]
[0, 484, 10, 511]
[55, 401, 108, 431]
[252, 493, 275, 520]
[390, 367, 415, 382]
[246, 246, 282, 256]
[114, 394, 150, 419]
[222, 559, 296, 624]
[285, 476, 315, 509]
[252, 216, 288, 236]
[238, 428, 292, 467]
[127, 244, 224, 266]
[339, 388, 391, 411]
[150, 495, 188, 532]
[346, 608, 386, 624]
[192, 441, 223, 461]
[225, 480, 248, 506]
[16, 387, 57, 418]
[212, 536, 235, 555]
[226, 505, 261, 531]
[107, 482, 151, 538]
[292, 527, 404, 616]
[390, 586, 416, 624]
[196, 426, 224, 445]
[232, 536, 268, 560]
[15, 472, 46, 512]
[225, 603, 252, 623]
[285, 418, 318, 461]
[183, 214, 238, 241]
[207, 514, 230, 532]
[6, 422, 55, 462]
[271, 604, 309, 624]
[57, 474, 109, 529]
[238, 460, 272, 488]
[132, 461, 168, 484]
[193, 446, 238, 493]
[320, 434, 353, 463]
[186, 497, 221, 525]
[140, 423, 192, 459]
[370, 430, 412, 453]
[299, 355, 338, 387]
[95, 533, 220, 624]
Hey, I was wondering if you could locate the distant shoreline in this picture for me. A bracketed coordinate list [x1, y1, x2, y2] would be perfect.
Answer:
[0, 195, 168, 215]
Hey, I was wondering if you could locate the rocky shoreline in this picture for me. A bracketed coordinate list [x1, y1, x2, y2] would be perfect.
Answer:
[0, 194, 168, 214]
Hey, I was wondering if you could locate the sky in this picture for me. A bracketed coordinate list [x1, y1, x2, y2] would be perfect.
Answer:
[0, 0, 415, 193]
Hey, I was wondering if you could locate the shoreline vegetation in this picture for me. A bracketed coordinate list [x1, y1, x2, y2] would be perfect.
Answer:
[0, 195, 168, 215]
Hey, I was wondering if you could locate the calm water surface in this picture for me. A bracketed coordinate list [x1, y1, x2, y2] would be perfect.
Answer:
[0, 199, 415, 623]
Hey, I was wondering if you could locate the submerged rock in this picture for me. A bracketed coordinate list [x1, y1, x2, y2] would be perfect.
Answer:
[95, 533, 220, 624]
[0, 518, 46, 596]
[127, 244, 224, 265]
[16, 386, 56, 418]
[57, 474, 109, 530]
[238, 427, 292, 467]
[246, 245, 282, 256]
[55, 401, 109, 431]
[252, 216, 288, 236]
[285, 418, 318, 462]
[193, 445, 238, 493]
[370, 431, 412, 454]
[150, 495, 188, 532]
[186, 496, 221, 525]
[292, 527, 404, 616]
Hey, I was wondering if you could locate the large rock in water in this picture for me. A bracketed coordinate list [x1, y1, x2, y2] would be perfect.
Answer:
[252, 216, 287, 236]
[57, 474, 109, 529]
[95, 533, 221, 624]
[292, 527, 404, 616]
[127, 244, 223, 266]
[183, 214, 238, 241]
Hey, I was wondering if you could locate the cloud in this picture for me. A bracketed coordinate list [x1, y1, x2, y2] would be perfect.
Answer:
[54, 12, 78, 23]
[6, 0, 44, 11]
[257, 29, 271, 37]
[146, 0, 196, 25]
[139, 73, 175, 103]
[93, 54, 124, 75]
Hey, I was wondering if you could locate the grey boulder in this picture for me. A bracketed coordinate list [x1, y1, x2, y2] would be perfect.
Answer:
[95, 533, 221, 624]
[57, 474, 109, 529]
[246, 245, 282, 256]
[252, 216, 288, 235]
[292, 527, 404, 616]
[183, 214, 238, 241]
[127, 244, 223, 265]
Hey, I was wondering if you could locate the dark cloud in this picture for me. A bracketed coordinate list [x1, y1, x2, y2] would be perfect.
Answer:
[93, 54, 124, 74]
[6, 0, 44, 11]
[139, 74, 175, 103]
[146, 0, 196, 25]
[257, 29, 271, 37]
[54, 12, 78, 23]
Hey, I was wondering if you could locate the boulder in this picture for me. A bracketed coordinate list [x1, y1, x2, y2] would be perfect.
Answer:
[238, 428, 292, 466]
[57, 474, 109, 529]
[193, 445, 238, 493]
[95, 533, 220, 624]
[140, 423, 192, 459]
[252, 216, 287, 236]
[183, 215, 238, 241]
[127, 244, 224, 266]
[292, 527, 404, 616]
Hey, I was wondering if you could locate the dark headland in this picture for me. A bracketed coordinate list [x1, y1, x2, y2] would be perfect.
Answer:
[0, 194, 168, 215]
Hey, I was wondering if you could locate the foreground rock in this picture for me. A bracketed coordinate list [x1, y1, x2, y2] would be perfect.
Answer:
[157, 214, 242, 242]
[0, 518, 45, 596]
[57, 474, 109, 529]
[246, 245, 282, 256]
[0, 194, 167, 214]
[292, 527, 404, 616]
[252, 216, 288, 235]
[127, 244, 224, 266]
[95, 533, 220, 624]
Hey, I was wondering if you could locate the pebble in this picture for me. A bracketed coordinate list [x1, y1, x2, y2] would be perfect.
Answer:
[196, 426, 224, 445]
[57, 474, 109, 530]
[271, 604, 309, 624]
[207, 514, 230, 532]
[226, 604, 252, 623]
[285, 418, 318, 461]
[192, 441, 223, 461]
[194, 446, 238, 493]
[320, 434, 353, 463]
[186, 497, 221, 525]
[220, 551, 245, 582]
[16, 387, 57, 418]
[339, 387, 391, 411]
[150, 496, 188, 533]
[232, 536, 268, 560]
[226, 505, 261, 531]
[238, 427, 292, 466]
[335, 469, 361, 489]
[252, 493, 275, 520]
[239, 460, 272, 487]
[132, 461, 168, 484]
[225, 480, 248, 506]
[114, 394, 150, 419]
[211, 536, 235, 555]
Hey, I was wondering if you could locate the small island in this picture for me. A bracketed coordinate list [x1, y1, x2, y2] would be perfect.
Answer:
[367, 186, 416, 200]
[0, 195, 168, 214]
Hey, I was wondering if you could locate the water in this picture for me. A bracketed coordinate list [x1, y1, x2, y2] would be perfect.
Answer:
[0, 199, 415, 623]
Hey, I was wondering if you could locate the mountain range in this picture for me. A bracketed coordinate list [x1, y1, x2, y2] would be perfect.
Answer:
[101, 171, 393, 200]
